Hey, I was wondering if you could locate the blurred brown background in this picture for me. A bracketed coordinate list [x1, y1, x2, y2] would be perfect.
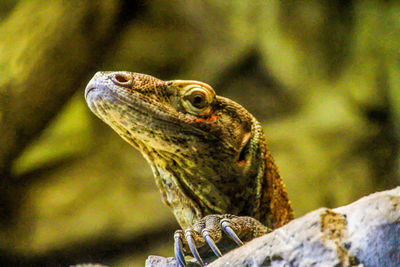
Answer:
[0, 0, 399, 266]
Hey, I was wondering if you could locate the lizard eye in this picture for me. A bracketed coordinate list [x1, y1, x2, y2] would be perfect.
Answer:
[169, 80, 216, 116]
[182, 86, 214, 116]
[185, 90, 208, 109]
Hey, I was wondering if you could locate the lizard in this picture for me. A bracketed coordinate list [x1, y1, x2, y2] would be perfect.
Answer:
[84, 71, 294, 266]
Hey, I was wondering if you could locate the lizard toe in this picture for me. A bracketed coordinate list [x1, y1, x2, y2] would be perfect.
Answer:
[174, 230, 187, 267]
[185, 229, 205, 266]
[202, 229, 222, 257]
[220, 218, 244, 246]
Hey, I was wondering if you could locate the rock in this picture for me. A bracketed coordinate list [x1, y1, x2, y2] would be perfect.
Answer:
[145, 256, 200, 267]
[145, 256, 177, 267]
[146, 187, 400, 267]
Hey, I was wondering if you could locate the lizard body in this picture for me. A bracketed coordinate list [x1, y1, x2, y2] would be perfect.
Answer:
[85, 71, 293, 265]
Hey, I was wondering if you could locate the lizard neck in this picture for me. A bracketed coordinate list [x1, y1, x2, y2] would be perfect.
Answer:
[139, 119, 293, 230]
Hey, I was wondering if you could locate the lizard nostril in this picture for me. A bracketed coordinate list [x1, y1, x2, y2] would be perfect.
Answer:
[113, 73, 132, 86]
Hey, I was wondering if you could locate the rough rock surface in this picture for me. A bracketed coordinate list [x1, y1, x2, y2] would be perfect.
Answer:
[146, 187, 400, 267]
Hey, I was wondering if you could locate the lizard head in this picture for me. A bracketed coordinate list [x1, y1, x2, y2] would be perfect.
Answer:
[85, 71, 258, 164]
[85, 71, 266, 221]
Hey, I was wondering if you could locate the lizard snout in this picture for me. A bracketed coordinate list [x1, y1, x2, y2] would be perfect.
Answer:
[85, 71, 112, 99]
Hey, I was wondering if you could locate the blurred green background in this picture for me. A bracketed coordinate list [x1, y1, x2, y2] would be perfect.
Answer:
[0, 0, 399, 266]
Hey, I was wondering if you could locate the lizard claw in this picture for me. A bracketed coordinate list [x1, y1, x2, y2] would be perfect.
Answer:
[220, 218, 244, 246]
[202, 229, 222, 257]
[185, 229, 205, 266]
[173, 215, 269, 265]
[174, 230, 187, 266]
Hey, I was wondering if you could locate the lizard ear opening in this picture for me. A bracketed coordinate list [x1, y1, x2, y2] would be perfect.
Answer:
[236, 131, 252, 166]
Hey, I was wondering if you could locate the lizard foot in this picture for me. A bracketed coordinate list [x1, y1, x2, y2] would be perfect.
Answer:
[174, 214, 271, 266]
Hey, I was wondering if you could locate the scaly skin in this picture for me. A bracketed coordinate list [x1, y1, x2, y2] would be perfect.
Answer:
[85, 71, 293, 265]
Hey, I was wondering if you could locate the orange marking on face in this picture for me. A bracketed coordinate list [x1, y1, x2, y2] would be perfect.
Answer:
[194, 115, 218, 123]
